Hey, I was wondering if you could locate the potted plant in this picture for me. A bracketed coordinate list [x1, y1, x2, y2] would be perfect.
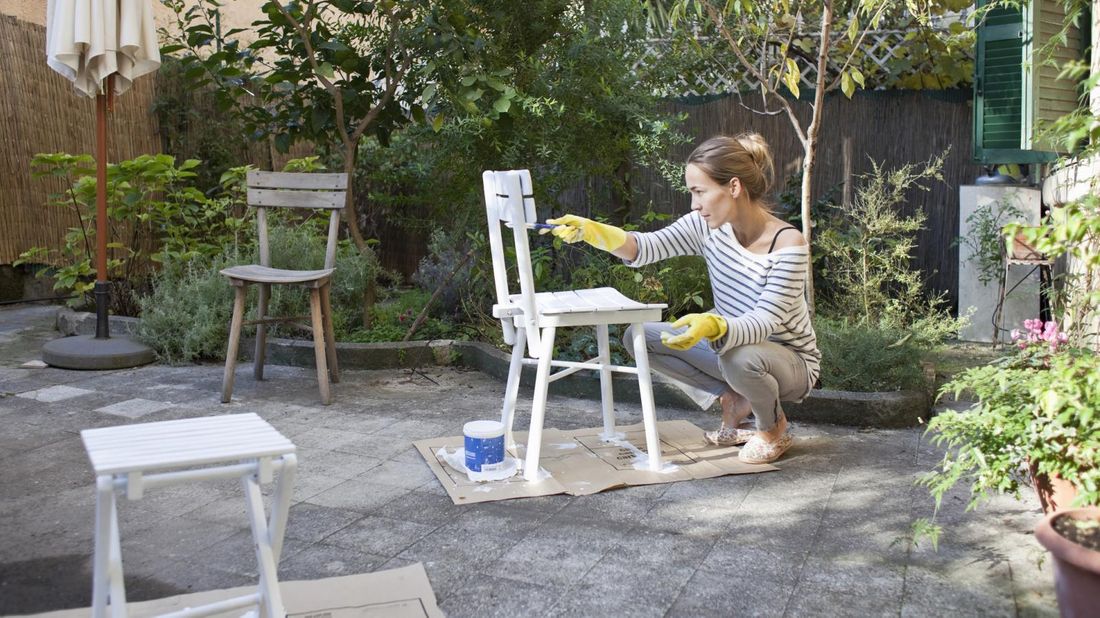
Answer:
[1034, 506, 1100, 617]
[914, 318, 1099, 546]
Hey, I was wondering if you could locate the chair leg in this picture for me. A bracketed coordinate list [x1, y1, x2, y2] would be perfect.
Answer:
[500, 329, 526, 453]
[242, 469, 286, 618]
[596, 324, 618, 440]
[523, 326, 556, 482]
[268, 454, 297, 561]
[309, 288, 332, 405]
[107, 493, 126, 618]
[222, 286, 247, 404]
[254, 283, 270, 381]
[320, 283, 339, 383]
[91, 477, 113, 618]
[631, 322, 663, 472]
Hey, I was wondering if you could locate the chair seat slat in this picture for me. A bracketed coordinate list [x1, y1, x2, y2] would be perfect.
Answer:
[248, 189, 345, 209]
[220, 265, 334, 285]
[248, 171, 348, 190]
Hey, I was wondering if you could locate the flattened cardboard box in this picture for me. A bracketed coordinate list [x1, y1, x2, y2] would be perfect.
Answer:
[415, 420, 776, 504]
[27, 563, 441, 618]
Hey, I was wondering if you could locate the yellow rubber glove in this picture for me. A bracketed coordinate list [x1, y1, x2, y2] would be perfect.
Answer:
[660, 313, 729, 351]
[545, 214, 627, 252]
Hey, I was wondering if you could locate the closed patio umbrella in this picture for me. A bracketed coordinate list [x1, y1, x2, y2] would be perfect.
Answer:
[42, 0, 160, 369]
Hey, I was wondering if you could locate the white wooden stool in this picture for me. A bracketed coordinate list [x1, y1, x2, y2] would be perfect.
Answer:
[80, 413, 297, 618]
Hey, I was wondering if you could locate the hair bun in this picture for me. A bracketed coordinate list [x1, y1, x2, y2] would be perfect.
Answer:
[734, 132, 774, 195]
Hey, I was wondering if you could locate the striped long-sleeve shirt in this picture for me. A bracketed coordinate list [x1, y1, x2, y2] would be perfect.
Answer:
[627, 211, 821, 394]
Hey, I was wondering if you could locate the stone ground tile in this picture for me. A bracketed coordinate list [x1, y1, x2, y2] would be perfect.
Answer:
[281, 502, 364, 543]
[642, 494, 739, 538]
[316, 410, 396, 435]
[323, 514, 439, 558]
[93, 398, 175, 419]
[119, 516, 242, 571]
[333, 432, 418, 461]
[183, 530, 312, 578]
[784, 558, 906, 617]
[375, 489, 470, 527]
[699, 541, 806, 592]
[15, 384, 97, 403]
[0, 419, 75, 459]
[555, 483, 670, 525]
[373, 418, 456, 441]
[303, 477, 411, 512]
[294, 447, 384, 481]
[353, 458, 439, 490]
[667, 564, 793, 617]
[261, 417, 315, 439]
[900, 565, 1023, 618]
[288, 474, 348, 503]
[290, 426, 379, 452]
[438, 573, 565, 618]
[486, 515, 635, 588]
[277, 542, 389, 581]
[546, 562, 692, 618]
[140, 559, 256, 600]
[723, 508, 830, 553]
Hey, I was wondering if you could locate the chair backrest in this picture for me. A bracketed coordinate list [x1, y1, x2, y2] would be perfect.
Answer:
[482, 170, 542, 354]
[246, 171, 348, 270]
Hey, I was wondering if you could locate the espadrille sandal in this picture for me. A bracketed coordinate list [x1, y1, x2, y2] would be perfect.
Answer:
[737, 432, 793, 464]
[704, 425, 755, 446]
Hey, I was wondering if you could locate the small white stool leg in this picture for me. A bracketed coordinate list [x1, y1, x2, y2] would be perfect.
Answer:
[523, 326, 556, 482]
[268, 454, 297, 561]
[242, 471, 286, 618]
[631, 322, 663, 471]
[596, 324, 617, 439]
[107, 493, 127, 618]
[91, 476, 114, 618]
[500, 330, 526, 452]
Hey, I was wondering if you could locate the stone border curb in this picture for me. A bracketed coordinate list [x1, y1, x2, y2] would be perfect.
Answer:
[55, 307, 929, 427]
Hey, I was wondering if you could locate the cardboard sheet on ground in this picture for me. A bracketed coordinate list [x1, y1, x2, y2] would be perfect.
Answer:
[28, 563, 441, 618]
[415, 420, 777, 504]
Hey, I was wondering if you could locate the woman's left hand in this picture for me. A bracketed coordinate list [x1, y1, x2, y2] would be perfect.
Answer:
[661, 313, 728, 350]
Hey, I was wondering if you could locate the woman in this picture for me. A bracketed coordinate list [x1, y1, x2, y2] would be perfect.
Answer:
[546, 133, 819, 464]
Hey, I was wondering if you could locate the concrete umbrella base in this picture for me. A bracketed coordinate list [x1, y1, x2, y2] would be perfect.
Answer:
[42, 334, 155, 370]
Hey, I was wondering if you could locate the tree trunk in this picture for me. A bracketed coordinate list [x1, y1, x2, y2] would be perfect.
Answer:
[342, 142, 367, 252]
[800, 0, 835, 315]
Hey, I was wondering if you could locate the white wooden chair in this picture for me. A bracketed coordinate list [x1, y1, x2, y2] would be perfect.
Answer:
[81, 413, 297, 618]
[221, 171, 347, 405]
[482, 169, 667, 481]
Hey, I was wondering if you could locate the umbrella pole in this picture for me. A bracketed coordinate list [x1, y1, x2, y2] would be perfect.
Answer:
[93, 83, 110, 340]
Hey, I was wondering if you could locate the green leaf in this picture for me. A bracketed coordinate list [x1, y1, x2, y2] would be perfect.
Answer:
[492, 96, 511, 114]
[317, 62, 335, 80]
[431, 115, 444, 133]
[841, 72, 855, 99]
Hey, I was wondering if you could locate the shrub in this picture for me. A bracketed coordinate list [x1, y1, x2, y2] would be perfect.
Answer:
[815, 316, 927, 393]
[344, 288, 461, 343]
[136, 257, 235, 364]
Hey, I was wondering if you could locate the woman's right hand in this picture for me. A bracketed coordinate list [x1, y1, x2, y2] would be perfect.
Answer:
[544, 215, 627, 252]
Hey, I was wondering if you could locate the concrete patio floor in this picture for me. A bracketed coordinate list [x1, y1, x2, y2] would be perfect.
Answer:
[0, 303, 1058, 617]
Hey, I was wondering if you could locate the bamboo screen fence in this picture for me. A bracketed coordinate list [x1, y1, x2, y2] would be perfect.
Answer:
[0, 15, 161, 266]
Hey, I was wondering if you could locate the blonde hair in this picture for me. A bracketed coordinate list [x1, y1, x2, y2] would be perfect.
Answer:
[686, 133, 776, 204]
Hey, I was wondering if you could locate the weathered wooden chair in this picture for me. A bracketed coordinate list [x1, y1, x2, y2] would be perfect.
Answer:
[221, 171, 346, 405]
[482, 169, 667, 481]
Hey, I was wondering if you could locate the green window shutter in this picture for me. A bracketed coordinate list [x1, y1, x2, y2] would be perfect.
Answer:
[1023, 0, 1086, 153]
[974, 0, 1085, 164]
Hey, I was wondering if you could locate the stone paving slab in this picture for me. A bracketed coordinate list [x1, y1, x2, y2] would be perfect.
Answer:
[0, 303, 1060, 617]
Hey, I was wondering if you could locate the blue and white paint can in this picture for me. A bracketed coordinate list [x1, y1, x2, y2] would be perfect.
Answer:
[464, 420, 505, 473]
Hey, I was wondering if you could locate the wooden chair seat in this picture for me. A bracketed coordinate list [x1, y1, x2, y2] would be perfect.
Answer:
[221, 265, 334, 286]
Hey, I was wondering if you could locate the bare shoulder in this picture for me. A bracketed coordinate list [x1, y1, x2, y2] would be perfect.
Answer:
[770, 222, 806, 251]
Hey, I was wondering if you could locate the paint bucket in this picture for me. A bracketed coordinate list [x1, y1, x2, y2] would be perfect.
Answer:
[464, 420, 505, 473]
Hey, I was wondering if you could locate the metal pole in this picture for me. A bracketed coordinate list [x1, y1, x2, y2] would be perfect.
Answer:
[94, 80, 111, 340]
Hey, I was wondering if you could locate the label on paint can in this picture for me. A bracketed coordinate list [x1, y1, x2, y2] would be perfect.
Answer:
[463, 420, 504, 472]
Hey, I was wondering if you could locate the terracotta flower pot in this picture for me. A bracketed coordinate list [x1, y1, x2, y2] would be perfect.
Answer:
[1029, 461, 1079, 514]
[1034, 507, 1100, 618]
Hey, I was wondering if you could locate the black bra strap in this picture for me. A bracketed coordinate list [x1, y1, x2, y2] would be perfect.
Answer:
[768, 226, 800, 253]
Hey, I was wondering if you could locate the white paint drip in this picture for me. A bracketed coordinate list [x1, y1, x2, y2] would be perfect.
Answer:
[551, 442, 578, 450]
[606, 437, 679, 474]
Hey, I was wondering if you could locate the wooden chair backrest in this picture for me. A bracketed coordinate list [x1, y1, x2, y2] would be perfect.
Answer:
[246, 171, 348, 270]
[482, 170, 541, 353]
